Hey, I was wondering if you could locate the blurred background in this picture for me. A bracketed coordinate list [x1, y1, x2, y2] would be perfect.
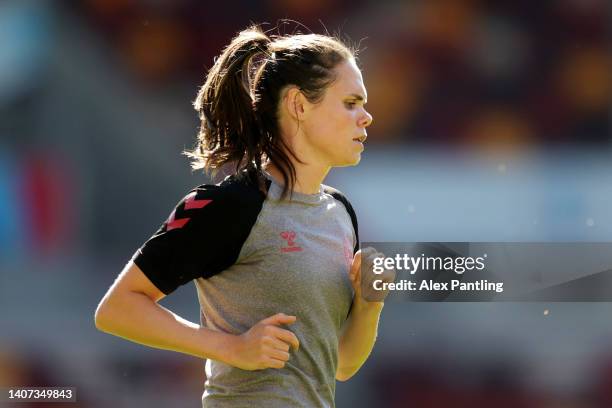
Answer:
[0, 0, 610, 407]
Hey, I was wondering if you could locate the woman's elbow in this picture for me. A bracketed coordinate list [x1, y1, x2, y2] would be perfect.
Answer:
[94, 297, 115, 332]
[335, 367, 357, 382]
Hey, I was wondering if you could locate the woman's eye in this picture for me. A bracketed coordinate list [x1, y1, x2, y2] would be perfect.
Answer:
[345, 101, 356, 109]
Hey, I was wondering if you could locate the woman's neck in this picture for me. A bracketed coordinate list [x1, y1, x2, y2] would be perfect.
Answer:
[263, 162, 330, 195]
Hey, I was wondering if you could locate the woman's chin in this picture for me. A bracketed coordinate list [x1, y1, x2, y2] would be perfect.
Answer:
[334, 154, 362, 168]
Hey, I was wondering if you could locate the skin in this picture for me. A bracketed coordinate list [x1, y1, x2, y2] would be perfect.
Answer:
[338, 248, 395, 380]
[265, 58, 373, 194]
[95, 56, 392, 384]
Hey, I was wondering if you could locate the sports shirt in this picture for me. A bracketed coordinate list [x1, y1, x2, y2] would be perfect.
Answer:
[133, 169, 359, 407]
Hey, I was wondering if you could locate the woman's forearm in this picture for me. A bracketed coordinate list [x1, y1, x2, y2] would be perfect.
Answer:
[336, 300, 384, 381]
[95, 291, 232, 362]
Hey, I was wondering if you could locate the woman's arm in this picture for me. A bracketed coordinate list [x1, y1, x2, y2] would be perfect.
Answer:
[336, 248, 393, 381]
[95, 261, 299, 370]
[95, 261, 230, 360]
[336, 298, 384, 381]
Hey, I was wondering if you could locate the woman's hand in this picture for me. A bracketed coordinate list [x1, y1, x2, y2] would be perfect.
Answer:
[226, 313, 300, 370]
[349, 247, 396, 304]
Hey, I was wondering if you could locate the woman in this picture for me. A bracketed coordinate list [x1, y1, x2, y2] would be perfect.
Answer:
[95, 24, 390, 407]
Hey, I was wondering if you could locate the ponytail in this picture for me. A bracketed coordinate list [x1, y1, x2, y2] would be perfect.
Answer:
[186, 26, 270, 176]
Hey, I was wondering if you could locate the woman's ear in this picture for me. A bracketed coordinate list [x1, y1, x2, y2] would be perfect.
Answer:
[284, 86, 307, 121]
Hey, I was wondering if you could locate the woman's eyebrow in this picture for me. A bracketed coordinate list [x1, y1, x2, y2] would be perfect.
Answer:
[347, 93, 367, 103]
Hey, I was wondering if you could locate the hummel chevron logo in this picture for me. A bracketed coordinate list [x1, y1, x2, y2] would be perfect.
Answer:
[280, 230, 303, 252]
[166, 192, 212, 231]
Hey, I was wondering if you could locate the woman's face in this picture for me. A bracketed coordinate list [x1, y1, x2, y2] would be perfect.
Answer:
[300, 59, 373, 168]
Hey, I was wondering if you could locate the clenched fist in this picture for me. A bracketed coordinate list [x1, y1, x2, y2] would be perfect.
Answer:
[350, 247, 397, 303]
[227, 313, 300, 370]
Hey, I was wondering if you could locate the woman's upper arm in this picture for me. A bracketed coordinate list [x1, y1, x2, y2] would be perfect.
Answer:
[105, 261, 167, 303]
[95, 261, 166, 331]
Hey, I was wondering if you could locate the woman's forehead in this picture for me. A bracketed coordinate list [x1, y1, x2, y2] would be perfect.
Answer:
[332, 61, 367, 98]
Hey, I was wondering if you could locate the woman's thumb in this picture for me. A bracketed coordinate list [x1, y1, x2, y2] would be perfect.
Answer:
[260, 313, 296, 326]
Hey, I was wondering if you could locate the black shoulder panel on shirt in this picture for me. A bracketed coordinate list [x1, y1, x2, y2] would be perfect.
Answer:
[133, 171, 267, 295]
[322, 185, 360, 254]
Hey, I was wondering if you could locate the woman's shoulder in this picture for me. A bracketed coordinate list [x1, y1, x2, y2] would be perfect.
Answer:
[322, 184, 354, 209]
[161, 170, 267, 233]
[168, 170, 267, 222]
[322, 184, 359, 251]
[190, 169, 267, 201]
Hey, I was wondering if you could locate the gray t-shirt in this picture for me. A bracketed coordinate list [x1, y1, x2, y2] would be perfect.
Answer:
[133, 169, 359, 407]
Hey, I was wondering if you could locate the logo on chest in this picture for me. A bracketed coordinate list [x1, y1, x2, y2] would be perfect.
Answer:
[280, 230, 303, 253]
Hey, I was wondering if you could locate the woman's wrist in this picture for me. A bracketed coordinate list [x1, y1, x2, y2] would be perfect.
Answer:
[197, 327, 239, 363]
[352, 298, 385, 314]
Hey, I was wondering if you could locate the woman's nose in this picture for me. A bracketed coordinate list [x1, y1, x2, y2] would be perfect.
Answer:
[360, 110, 373, 127]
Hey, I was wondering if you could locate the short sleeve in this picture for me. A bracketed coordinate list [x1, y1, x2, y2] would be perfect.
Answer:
[322, 186, 360, 254]
[132, 177, 266, 295]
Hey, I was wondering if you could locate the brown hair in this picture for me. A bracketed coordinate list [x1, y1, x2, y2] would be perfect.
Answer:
[185, 24, 355, 198]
